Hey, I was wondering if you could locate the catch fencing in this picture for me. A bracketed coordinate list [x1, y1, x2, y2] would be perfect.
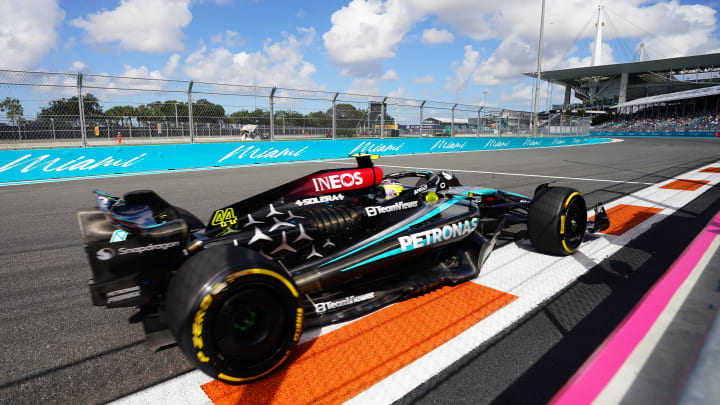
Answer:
[0, 70, 590, 149]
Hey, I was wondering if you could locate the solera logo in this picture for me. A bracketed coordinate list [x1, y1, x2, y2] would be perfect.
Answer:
[312, 172, 364, 192]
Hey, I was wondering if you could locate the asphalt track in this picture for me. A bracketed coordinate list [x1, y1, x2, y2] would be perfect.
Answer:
[1, 137, 720, 404]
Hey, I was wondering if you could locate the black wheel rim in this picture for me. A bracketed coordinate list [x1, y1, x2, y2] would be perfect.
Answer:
[564, 197, 587, 249]
[212, 285, 287, 366]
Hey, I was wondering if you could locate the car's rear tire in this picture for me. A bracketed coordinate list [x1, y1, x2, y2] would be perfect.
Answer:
[528, 187, 587, 255]
[166, 245, 303, 384]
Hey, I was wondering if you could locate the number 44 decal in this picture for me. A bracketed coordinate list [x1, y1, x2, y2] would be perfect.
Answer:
[211, 208, 238, 228]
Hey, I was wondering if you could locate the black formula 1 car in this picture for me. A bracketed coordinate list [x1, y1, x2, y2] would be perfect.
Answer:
[77, 155, 609, 384]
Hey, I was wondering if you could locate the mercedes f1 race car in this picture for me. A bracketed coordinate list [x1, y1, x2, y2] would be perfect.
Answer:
[77, 154, 609, 384]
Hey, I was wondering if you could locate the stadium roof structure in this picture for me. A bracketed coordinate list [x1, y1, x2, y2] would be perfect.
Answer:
[524, 53, 720, 107]
[528, 53, 720, 83]
[612, 84, 720, 109]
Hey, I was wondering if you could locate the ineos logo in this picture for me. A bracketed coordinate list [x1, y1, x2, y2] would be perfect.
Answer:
[311, 172, 364, 192]
[96, 248, 115, 261]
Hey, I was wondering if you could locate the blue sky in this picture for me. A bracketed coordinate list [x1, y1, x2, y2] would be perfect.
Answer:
[2, 0, 719, 114]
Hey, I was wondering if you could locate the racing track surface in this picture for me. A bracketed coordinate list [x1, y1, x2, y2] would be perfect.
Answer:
[2, 137, 720, 404]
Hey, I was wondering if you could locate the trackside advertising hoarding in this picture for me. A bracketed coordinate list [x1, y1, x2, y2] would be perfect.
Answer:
[0, 136, 603, 183]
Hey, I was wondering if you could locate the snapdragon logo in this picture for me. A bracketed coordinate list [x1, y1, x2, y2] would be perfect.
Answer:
[398, 218, 479, 251]
[117, 241, 181, 255]
[365, 200, 418, 216]
[96, 248, 115, 261]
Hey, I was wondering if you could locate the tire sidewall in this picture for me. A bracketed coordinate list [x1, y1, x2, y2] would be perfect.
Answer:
[167, 246, 303, 384]
[528, 187, 587, 255]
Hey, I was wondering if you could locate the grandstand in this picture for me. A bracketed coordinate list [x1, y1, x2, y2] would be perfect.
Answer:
[526, 54, 720, 132]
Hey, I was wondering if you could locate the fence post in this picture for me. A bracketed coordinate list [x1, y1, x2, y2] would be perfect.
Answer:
[477, 108, 482, 136]
[332, 92, 338, 140]
[270, 87, 276, 141]
[381, 96, 387, 139]
[420, 100, 426, 137]
[51, 118, 56, 141]
[451, 103, 457, 137]
[77, 73, 87, 147]
[187, 80, 194, 144]
[367, 100, 370, 135]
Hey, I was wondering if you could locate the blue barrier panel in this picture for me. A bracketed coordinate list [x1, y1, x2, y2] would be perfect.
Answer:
[0, 136, 604, 183]
[591, 131, 717, 138]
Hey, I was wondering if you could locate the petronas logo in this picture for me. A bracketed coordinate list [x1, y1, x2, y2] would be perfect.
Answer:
[211, 208, 238, 228]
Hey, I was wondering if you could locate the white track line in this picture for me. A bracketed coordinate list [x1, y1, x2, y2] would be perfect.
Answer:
[314, 160, 654, 185]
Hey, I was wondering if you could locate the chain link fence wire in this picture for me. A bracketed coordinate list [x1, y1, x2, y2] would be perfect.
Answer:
[0, 69, 590, 149]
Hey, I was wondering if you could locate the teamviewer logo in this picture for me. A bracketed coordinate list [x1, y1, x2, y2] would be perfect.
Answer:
[96, 248, 115, 261]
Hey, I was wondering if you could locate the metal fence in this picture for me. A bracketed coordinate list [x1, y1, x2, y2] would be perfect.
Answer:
[0, 70, 590, 149]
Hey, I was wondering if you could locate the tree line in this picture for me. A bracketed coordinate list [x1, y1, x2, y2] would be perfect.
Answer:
[1, 95, 392, 129]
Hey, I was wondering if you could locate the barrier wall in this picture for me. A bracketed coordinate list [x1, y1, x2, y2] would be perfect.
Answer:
[0, 136, 603, 183]
[591, 131, 718, 138]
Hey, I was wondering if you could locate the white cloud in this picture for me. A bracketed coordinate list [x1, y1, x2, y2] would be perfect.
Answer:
[346, 77, 381, 95]
[446, 45, 479, 90]
[323, 0, 719, 89]
[414, 75, 436, 84]
[162, 53, 182, 76]
[323, 0, 423, 75]
[211, 30, 246, 48]
[422, 28, 454, 44]
[0, 0, 65, 69]
[70, 0, 192, 52]
[64, 36, 77, 51]
[381, 70, 398, 80]
[184, 27, 317, 89]
[499, 82, 572, 111]
[70, 61, 90, 73]
[117, 64, 166, 81]
[387, 87, 407, 98]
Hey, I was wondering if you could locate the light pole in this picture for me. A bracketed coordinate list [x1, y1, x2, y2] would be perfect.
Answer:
[532, 0, 546, 137]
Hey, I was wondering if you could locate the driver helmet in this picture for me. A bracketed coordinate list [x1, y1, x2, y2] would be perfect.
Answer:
[379, 179, 404, 199]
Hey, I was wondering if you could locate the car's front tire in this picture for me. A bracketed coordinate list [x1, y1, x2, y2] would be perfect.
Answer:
[528, 186, 587, 255]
